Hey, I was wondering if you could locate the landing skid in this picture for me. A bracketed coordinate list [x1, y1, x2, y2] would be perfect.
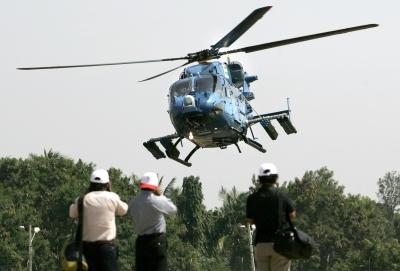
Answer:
[231, 127, 267, 153]
[243, 137, 266, 153]
[143, 134, 200, 167]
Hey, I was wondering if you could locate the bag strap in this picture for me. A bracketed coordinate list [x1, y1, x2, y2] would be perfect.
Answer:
[75, 196, 84, 241]
[277, 189, 283, 230]
[276, 190, 295, 230]
[75, 195, 85, 271]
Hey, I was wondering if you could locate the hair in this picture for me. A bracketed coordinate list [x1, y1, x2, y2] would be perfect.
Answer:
[259, 174, 279, 185]
[140, 188, 155, 192]
[87, 182, 110, 193]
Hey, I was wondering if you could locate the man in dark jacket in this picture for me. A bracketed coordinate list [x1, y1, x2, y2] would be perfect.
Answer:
[246, 163, 296, 271]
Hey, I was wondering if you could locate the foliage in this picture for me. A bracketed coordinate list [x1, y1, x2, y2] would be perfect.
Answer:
[177, 176, 207, 250]
[377, 171, 400, 215]
[1, 153, 400, 270]
[214, 187, 251, 270]
[287, 168, 400, 271]
[0, 151, 92, 270]
[394, 213, 400, 241]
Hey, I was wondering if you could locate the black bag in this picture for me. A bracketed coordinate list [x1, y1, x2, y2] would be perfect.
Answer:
[62, 196, 89, 271]
[63, 242, 88, 271]
[273, 192, 314, 259]
[274, 226, 314, 259]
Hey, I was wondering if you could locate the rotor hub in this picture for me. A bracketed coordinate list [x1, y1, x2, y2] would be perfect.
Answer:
[188, 49, 220, 63]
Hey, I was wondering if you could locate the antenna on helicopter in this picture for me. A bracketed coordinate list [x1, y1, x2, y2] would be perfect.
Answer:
[287, 97, 292, 120]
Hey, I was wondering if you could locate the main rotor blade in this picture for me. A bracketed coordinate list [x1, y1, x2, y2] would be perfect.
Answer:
[211, 6, 272, 50]
[220, 24, 378, 55]
[17, 57, 189, 70]
[139, 61, 192, 82]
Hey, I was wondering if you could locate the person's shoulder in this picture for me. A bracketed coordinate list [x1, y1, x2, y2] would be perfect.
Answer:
[108, 191, 120, 197]
[277, 189, 294, 205]
[109, 192, 127, 203]
[151, 194, 174, 205]
[93, 191, 122, 201]
[276, 189, 290, 198]
[248, 191, 256, 197]
[247, 191, 258, 201]
[150, 193, 167, 202]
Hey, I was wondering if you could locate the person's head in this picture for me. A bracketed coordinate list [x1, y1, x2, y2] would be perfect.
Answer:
[88, 169, 111, 192]
[140, 172, 159, 192]
[258, 163, 279, 185]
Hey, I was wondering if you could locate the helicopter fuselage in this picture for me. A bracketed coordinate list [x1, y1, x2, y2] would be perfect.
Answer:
[168, 61, 252, 148]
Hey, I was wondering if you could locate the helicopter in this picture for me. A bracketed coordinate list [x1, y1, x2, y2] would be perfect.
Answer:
[18, 6, 378, 167]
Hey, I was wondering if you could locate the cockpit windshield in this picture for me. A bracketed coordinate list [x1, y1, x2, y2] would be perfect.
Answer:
[170, 78, 193, 96]
[170, 75, 223, 97]
[194, 75, 223, 93]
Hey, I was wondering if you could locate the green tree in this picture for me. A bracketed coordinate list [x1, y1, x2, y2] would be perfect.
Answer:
[287, 168, 346, 271]
[394, 213, 400, 241]
[377, 171, 400, 215]
[0, 151, 93, 270]
[168, 176, 231, 270]
[0, 151, 137, 270]
[177, 176, 207, 250]
[214, 187, 250, 271]
[108, 168, 137, 270]
[288, 168, 399, 271]
[2, 153, 400, 271]
[342, 238, 400, 271]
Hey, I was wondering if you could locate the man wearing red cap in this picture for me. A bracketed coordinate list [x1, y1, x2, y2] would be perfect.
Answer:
[128, 172, 177, 271]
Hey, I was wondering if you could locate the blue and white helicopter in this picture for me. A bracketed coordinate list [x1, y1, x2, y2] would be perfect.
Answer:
[19, 6, 378, 166]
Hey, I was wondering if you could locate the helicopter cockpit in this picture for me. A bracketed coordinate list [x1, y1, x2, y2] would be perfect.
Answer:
[170, 78, 192, 97]
[170, 74, 223, 97]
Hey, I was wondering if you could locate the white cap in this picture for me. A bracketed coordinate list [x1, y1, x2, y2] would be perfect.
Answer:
[90, 169, 110, 184]
[258, 163, 278, 177]
[140, 172, 159, 191]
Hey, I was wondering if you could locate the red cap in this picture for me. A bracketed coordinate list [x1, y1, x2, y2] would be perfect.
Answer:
[140, 172, 158, 191]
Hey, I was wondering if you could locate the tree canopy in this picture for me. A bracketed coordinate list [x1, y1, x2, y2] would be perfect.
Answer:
[1, 152, 399, 270]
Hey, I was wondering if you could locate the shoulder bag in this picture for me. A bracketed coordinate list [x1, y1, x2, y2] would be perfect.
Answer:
[62, 196, 89, 271]
[273, 191, 314, 259]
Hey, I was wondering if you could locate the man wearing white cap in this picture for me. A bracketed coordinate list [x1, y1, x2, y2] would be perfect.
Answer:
[69, 169, 128, 271]
[246, 163, 296, 271]
[128, 172, 177, 271]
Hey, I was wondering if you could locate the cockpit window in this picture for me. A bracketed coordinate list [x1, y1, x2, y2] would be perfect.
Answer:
[194, 75, 223, 93]
[170, 78, 193, 96]
[170, 75, 223, 97]
[228, 63, 244, 88]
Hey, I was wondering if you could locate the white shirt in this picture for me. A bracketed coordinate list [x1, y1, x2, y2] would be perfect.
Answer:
[69, 191, 128, 241]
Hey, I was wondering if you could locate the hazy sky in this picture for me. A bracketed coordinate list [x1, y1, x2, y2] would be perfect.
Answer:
[2, 0, 399, 208]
